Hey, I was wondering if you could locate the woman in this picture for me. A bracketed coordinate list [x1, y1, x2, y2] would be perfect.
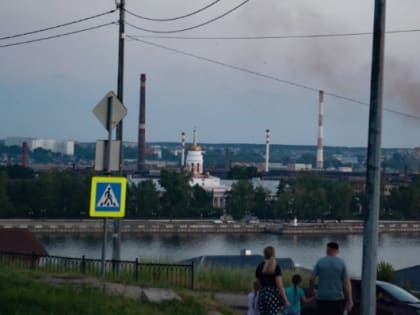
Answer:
[256, 246, 290, 315]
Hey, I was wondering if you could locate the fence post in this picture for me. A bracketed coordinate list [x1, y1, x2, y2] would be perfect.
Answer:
[135, 258, 138, 282]
[81, 255, 86, 274]
[190, 262, 194, 289]
[31, 252, 36, 270]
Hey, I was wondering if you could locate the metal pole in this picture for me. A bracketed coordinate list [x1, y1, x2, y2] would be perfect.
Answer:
[101, 218, 107, 279]
[105, 96, 113, 172]
[113, 0, 125, 263]
[101, 95, 113, 279]
[361, 1, 386, 315]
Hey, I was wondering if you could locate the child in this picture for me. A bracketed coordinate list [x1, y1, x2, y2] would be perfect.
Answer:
[284, 274, 314, 315]
[247, 280, 260, 315]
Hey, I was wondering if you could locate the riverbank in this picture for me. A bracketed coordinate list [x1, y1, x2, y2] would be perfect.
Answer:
[1, 219, 419, 235]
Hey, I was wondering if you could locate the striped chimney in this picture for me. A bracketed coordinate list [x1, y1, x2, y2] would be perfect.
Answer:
[181, 132, 186, 167]
[316, 90, 324, 169]
[137, 73, 146, 172]
[265, 129, 270, 173]
[22, 142, 29, 168]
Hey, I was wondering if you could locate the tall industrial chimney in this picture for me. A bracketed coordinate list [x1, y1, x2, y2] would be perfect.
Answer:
[137, 73, 146, 172]
[265, 129, 270, 173]
[22, 142, 29, 168]
[181, 132, 186, 168]
[224, 147, 230, 171]
[316, 90, 324, 169]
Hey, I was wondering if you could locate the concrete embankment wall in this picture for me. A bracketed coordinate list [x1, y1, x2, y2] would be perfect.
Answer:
[0, 219, 419, 234]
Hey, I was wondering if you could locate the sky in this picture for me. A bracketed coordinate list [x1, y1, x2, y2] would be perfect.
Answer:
[0, 0, 420, 148]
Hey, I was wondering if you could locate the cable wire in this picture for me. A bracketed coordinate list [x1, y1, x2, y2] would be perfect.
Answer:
[127, 28, 420, 40]
[124, 0, 222, 22]
[125, 0, 250, 34]
[0, 22, 116, 48]
[0, 9, 116, 41]
[126, 36, 420, 121]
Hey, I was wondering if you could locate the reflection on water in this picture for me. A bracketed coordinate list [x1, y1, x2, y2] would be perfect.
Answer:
[40, 233, 420, 277]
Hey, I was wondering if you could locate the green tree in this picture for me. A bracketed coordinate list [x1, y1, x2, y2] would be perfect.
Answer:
[293, 175, 328, 219]
[324, 180, 353, 219]
[387, 180, 420, 219]
[0, 171, 13, 217]
[253, 186, 270, 219]
[159, 170, 192, 218]
[228, 166, 259, 179]
[5, 165, 34, 179]
[274, 180, 295, 220]
[31, 148, 51, 163]
[53, 171, 90, 218]
[191, 184, 214, 218]
[127, 180, 160, 218]
[225, 180, 255, 219]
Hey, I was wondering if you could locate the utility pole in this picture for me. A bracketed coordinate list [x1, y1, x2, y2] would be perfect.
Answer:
[113, 0, 125, 263]
[361, 1, 386, 315]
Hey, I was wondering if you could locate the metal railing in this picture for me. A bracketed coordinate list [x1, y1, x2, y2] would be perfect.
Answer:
[0, 251, 194, 289]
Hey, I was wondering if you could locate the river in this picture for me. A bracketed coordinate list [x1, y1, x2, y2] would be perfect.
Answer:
[39, 233, 420, 277]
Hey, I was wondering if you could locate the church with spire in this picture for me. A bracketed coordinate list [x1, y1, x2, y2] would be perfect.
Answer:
[185, 128, 204, 176]
[183, 128, 228, 208]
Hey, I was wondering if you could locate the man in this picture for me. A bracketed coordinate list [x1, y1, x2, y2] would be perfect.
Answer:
[310, 241, 353, 315]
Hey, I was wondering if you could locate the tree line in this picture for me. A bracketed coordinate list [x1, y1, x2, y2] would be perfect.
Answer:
[0, 165, 419, 220]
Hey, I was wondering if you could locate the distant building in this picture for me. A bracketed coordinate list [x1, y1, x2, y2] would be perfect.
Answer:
[4, 137, 74, 155]
[288, 163, 312, 171]
[338, 166, 353, 173]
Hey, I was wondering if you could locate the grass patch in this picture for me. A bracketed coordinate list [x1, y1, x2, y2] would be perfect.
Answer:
[195, 265, 312, 292]
[0, 266, 206, 315]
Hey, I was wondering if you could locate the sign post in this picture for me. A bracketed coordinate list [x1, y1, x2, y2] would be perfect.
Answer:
[90, 176, 127, 278]
[92, 91, 127, 278]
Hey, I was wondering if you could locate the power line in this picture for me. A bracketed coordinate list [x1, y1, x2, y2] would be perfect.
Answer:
[124, 0, 222, 22]
[0, 22, 116, 48]
[125, 0, 250, 34]
[127, 28, 420, 40]
[126, 36, 420, 121]
[0, 9, 116, 41]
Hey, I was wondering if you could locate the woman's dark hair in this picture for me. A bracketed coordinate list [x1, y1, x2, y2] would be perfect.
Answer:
[292, 274, 302, 297]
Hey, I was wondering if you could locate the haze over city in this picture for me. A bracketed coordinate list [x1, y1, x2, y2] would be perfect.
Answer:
[1, 0, 420, 147]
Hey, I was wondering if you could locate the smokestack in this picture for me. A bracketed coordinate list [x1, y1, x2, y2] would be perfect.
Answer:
[316, 90, 324, 169]
[138, 73, 146, 172]
[181, 132, 186, 168]
[265, 129, 270, 173]
[224, 147, 230, 171]
[22, 142, 29, 168]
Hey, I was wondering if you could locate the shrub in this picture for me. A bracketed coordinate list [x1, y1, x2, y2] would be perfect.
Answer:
[377, 261, 395, 282]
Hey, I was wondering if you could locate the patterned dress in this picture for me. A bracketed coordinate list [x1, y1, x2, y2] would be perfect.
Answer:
[256, 262, 283, 315]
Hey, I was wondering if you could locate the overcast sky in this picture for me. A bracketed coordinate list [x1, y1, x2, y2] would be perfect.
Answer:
[1, 0, 419, 148]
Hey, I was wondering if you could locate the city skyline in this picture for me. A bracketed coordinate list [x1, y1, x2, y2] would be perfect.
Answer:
[1, 0, 420, 148]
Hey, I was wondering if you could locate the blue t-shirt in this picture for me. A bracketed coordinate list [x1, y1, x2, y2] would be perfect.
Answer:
[285, 286, 304, 314]
[312, 255, 348, 300]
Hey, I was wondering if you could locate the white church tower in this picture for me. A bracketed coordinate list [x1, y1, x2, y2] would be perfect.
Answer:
[185, 128, 203, 176]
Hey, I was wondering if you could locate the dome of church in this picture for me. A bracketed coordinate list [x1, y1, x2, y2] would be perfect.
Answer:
[189, 144, 202, 151]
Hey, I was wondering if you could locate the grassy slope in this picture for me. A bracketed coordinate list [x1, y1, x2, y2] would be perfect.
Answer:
[0, 267, 212, 315]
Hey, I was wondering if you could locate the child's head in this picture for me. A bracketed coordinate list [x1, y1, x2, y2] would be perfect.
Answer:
[253, 280, 260, 292]
[292, 274, 302, 287]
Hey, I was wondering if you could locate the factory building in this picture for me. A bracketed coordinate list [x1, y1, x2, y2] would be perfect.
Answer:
[4, 137, 75, 155]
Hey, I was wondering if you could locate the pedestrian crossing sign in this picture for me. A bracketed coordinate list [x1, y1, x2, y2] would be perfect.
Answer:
[89, 176, 127, 217]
